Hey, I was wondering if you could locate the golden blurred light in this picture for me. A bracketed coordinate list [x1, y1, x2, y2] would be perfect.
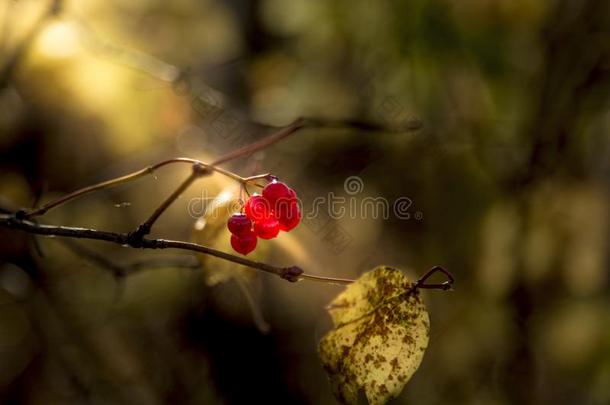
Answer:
[275, 230, 311, 265]
[194, 217, 207, 231]
[193, 187, 236, 231]
[36, 20, 80, 58]
[215, 188, 235, 206]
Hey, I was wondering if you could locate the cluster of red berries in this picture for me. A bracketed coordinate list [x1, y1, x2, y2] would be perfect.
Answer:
[228, 180, 301, 255]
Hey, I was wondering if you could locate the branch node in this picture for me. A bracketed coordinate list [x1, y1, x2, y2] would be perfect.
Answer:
[192, 162, 212, 177]
[281, 266, 304, 282]
[127, 225, 150, 247]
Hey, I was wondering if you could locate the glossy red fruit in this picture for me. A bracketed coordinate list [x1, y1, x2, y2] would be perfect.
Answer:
[230, 232, 257, 255]
[254, 216, 280, 239]
[227, 213, 252, 236]
[244, 195, 271, 222]
[276, 200, 301, 231]
[262, 181, 292, 211]
[274, 190, 297, 213]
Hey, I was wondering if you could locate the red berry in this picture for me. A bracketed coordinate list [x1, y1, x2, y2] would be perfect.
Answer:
[230, 232, 257, 255]
[254, 216, 280, 239]
[276, 200, 301, 231]
[227, 213, 252, 236]
[263, 181, 293, 211]
[244, 195, 271, 222]
[274, 190, 297, 213]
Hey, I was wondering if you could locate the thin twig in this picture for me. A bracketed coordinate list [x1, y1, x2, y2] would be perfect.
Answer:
[234, 276, 270, 334]
[414, 266, 454, 291]
[306, 116, 423, 132]
[21, 121, 301, 219]
[0, 213, 453, 290]
[23, 165, 151, 218]
[299, 273, 354, 286]
[209, 118, 306, 166]
[130, 164, 207, 240]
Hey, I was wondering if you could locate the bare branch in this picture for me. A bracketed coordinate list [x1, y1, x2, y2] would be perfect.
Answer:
[21, 119, 302, 219]
[210, 118, 306, 166]
[0, 214, 354, 284]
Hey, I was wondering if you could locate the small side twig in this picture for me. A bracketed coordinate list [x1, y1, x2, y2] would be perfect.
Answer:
[63, 238, 200, 277]
[129, 163, 210, 241]
[414, 266, 454, 291]
[299, 273, 354, 286]
[209, 118, 305, 166]
[60, 239, 128, 278]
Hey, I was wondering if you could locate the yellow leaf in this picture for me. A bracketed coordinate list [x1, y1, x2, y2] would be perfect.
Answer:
[319, 266, 430, 405]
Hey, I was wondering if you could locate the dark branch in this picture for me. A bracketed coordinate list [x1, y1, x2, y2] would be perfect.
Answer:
[414, 266, 454, 291]
[0, 214, 308, 283]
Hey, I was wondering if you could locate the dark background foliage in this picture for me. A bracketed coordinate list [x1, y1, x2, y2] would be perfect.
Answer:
[0, 0, 609, 404]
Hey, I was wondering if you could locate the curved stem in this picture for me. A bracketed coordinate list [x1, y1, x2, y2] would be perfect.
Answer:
[209, 118, 305, 166]
[25, 164, 152, 218]
[21, 118, 304, 219]
[242, 173, 271, 182]
[22, 159, 260, 219]
[234, 276, 270, 333]
[414, 266, 454, 291]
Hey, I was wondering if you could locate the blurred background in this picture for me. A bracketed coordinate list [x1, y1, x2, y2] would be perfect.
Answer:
[0, 0, 609, 404]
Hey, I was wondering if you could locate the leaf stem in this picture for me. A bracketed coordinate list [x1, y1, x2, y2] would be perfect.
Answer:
[298, 274, 355, 285]
[414, 266, 454, 291]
